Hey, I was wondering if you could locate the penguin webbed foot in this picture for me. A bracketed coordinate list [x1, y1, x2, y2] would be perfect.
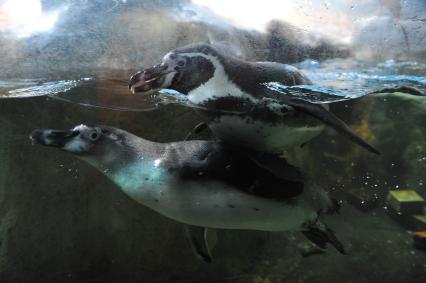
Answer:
[184, 225, 212, 263]
[302, 222, 346, 255]
[326, 198, 341, 215]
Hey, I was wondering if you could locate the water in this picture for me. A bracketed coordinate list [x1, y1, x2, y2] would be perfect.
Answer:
[2, 0, 426, 279]
[1, 57, 426, 283]
[271, 58, 426, 104]
[2, 58, 425, 107]
[297, 58, 426, 99]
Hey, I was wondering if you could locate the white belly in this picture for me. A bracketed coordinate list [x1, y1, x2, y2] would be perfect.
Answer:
[184, 52, 257, 104]
[209, 115, 324, 155]
[152, 180, 316, 231]
[111, 162, 317, 231]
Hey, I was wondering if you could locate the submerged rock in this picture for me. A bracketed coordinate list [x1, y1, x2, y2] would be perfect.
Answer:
[285, 91, 426, 210]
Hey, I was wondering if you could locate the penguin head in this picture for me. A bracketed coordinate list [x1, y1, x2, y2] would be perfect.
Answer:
[129, 43, 219, 95]
[30, 124, 128, 155]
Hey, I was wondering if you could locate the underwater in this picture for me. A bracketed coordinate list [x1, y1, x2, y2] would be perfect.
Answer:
[1, 0, 426, 282]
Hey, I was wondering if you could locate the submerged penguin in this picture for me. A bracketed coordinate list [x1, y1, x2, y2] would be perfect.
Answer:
[30, 124, 345, 262]
[129, 43, 379, 155]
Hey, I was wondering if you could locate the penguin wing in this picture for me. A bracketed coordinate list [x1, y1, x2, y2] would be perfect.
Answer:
[187, 93, 379, 154]
[261, 87, 379, 154]
[246, 150, 303, 183]
[368, 85, 425, 96]
[176, 143, 304, 201]
[283, 98, 380, 154]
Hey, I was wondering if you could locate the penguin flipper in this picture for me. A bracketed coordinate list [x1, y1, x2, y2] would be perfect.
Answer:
[302, 222, 346, 255]
[184, 122, 209, 141]
[284, 98, 380, 155]
[184, 225, 212, 263]
[369, 85, 425, 96]
[247, 151, 303, 183]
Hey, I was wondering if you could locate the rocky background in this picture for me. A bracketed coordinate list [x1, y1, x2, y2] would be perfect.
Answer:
[1, 0, 424, 80]
[0, 0, 351, 79]
[1, 0, 426, 282]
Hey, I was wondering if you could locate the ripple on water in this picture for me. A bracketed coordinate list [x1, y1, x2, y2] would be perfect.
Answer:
[0, 79, 91, 98]
[1, 59, 425, 109]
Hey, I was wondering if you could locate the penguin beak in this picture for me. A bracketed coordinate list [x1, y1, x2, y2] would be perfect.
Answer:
[129, 64, 174, 94]
[30, 129, 79, 148]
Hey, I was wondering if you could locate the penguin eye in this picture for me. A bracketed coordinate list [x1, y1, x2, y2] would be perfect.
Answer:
[87, 130, 101, 141]
[177, 60, 185, 67]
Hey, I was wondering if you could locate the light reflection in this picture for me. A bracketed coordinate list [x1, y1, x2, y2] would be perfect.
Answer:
[191, 0, 381, 42]
[0, 0, 64, 37]
[154, 159, 162, 167]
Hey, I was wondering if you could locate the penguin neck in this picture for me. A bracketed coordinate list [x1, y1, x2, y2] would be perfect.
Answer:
[181, 52, 257, 105]
[79, 139, 169, 207]
[81, 138, 162, 181]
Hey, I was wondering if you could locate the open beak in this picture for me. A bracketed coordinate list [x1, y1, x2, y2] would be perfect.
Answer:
[128, 64, 173, 94]
[30, 128, 79, 148]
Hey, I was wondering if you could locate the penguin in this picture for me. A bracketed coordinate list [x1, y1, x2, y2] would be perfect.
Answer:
[30, 124, 345, 262]
[129, 43, 379, 156]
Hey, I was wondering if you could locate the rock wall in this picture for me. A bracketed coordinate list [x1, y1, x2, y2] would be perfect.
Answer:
[0, 1, 350, 80]
[352, 0, 426, 61]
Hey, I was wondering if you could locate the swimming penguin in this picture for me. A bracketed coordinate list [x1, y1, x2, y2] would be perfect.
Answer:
[129, 43, 379, 156]
[30, 124, 345, 262]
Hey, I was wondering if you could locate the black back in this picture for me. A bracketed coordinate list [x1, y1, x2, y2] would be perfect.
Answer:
[165, 141, 304, 201]
[173, 43, 312, 96]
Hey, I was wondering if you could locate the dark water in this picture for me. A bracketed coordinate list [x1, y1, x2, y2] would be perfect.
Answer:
[1, 59, 426, 283]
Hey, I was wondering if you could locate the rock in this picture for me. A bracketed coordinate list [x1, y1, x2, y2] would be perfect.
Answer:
[386, 190, 425, 215]
[265, 20, 350, 64]
[352, 16, 410, 60]
[411, 215, 426, 231]
[352, 0, 426, 61]
[413, 230, 426, 251]
[0, 2, 350, 79]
